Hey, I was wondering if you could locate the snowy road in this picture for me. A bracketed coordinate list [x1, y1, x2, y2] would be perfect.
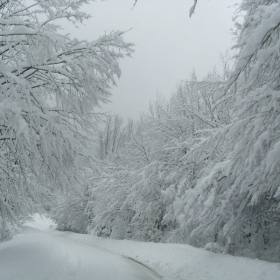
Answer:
[1, 215, 279, 280]
[0, 225, 161, 280]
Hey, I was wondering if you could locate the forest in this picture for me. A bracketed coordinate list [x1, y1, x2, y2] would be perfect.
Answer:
[0, 0, 280, 264]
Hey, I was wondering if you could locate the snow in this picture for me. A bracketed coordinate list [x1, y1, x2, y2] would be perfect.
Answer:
[1, 215, 279, 280]
[0, 216, 160, 280]
[226, 4, 280, 91]
[266, 140, 280, 174]
[83, 236, 280, 280]
[274, 186, 280, 198]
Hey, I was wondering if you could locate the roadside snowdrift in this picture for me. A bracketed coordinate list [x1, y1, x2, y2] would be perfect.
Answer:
[61, 230, 280, 280]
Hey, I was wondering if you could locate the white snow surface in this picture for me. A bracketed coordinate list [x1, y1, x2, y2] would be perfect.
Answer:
[0, 215, 279, 280]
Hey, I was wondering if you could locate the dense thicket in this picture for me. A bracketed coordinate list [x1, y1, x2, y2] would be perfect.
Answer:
[51, 0, 280, 262]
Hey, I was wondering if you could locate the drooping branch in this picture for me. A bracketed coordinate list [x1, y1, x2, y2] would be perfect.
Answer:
[189, 0, 198, 18]
[132, 0, 199, 17]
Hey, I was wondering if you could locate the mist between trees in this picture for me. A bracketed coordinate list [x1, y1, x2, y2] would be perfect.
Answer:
[1, 0, 280, 263]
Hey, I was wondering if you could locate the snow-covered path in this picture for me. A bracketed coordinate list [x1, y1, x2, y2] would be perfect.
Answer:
[1, 215, 280, 280]
[0, 223, 160, 280]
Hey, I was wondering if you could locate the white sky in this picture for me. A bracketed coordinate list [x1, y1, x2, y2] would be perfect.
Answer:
[63, 0, 241, 120]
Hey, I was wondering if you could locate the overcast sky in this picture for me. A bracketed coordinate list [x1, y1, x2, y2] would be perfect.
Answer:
[64, 0, 241, 120]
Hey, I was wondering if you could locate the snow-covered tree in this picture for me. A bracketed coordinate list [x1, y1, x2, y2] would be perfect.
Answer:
[72, 69, 228, 242]
[175, 0, 280, 261]
[97, 115, 126, 160]
[49, 0, 280, 262]
[0, 0, 132, 239]
[222, 0, 280, 260]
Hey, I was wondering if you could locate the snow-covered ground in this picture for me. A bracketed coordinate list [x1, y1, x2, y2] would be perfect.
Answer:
[0, 215, 279, 280]
[0, 216, 160, 280]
